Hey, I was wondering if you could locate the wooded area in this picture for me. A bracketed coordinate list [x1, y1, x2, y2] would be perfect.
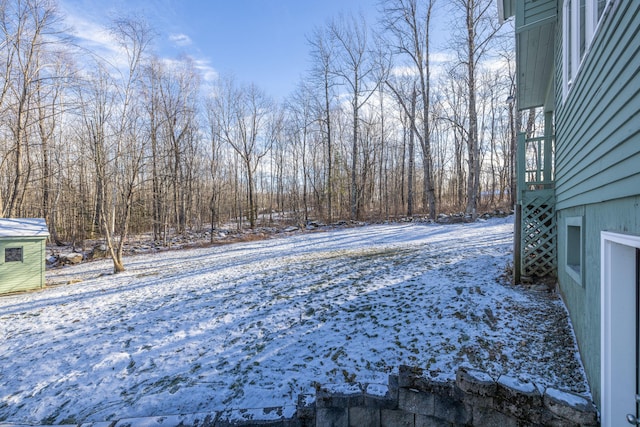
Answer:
[0, 0, 532, 272]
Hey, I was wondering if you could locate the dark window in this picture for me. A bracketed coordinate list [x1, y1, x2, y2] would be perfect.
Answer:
[565, 217, 583, 285]
[567, 225, 581, 273]
[579, 0, 587, 57]
[5, 247, 23, 263]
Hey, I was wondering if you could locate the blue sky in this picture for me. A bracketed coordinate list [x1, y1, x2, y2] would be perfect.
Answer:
[58, 0, 383, 99]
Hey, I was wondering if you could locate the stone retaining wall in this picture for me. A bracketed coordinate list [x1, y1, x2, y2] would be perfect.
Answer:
[308, 365, 598, 427]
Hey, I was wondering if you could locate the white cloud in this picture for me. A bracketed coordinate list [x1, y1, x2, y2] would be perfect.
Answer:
[482, 56, 510, 73]
[192, 58, 219, 82]
[390, 50, 457, 80]
[390, 65, 419, 78]
[60, 1, 218, 89]
[431, 51, 456, 64]
[169, 33, 192, 47]
[65, 13, 114, 51]
[159, 56, 219, 84]
[61, 9, 131, 71]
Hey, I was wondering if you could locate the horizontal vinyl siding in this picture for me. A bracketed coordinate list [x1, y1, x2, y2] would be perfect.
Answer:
[523, 0, 556, 27]
[555, 1, 640, 210]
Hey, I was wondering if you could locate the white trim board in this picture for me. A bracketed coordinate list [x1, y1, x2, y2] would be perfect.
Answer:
[601, 231, 640, 427]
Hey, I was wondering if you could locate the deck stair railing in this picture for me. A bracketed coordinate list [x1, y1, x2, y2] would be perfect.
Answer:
[517, 132, 556, 280]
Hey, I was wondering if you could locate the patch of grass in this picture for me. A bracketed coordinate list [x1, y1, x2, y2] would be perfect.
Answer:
[453, 311, 466, 320]
[135, 271, 159, 278]
[331, 348, 346, 362]
[227, 336, 242, 346]
[341, 369, 356, 384]
[40, 400, 72, 425]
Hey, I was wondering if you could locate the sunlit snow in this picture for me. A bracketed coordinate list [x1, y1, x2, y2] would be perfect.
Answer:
[0, 217, 588, 424]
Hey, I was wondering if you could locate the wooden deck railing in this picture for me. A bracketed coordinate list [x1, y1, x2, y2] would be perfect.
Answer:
[517, 133, 555, 198]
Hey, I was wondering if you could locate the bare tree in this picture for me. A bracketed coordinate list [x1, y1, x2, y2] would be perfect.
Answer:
[77, 63, 113, 243]
[381, 0, 437, 218]
[79, 17, 152, 273]
[157, 57, 200, 234]
[0, 0, 62, 217]
[204, 94, 224, 236]
[451, 0, 501, 219]
[308, 26, 338, 223]
[439, 67, 469, 210]
[214, 77, 274, 228]
[34, 50, 74, 244]
[328, 13, 381, 220]
[407, 83, 416, 216]
[285, 82, 317, 224]
[385, 73, 418, 216]
[497, 36, 517, 207]
[142, 58, 165, 242]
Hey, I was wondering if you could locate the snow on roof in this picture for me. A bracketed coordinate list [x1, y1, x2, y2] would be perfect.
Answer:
[0, 218, 50, 238]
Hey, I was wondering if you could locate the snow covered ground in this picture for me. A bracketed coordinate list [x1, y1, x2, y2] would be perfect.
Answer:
[0, 217, 588, 424]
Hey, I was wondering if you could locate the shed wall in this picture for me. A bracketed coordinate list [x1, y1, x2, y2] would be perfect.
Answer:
[0, 238, 46, 294]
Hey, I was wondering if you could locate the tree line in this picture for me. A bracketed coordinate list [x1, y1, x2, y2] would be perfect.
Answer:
[0, 0, 521, 272]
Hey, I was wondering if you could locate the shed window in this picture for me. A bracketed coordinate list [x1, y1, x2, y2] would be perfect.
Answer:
[5, 247, 23, 263]
[565, 217, 583, 285]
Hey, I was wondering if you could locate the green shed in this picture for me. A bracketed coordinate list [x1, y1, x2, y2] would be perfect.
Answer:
[0, 218, 50, 295]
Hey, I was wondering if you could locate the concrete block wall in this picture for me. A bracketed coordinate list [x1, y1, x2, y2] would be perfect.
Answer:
[308, 365, 599, 427]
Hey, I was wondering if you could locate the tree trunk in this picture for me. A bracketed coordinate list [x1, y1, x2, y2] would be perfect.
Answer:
[465, 0, 480, 220]
[509, 98, 516, 207]
[247, 159, 256, 228]
[407, 87, 416, 217]
[7, 85, 28, 218]
[350, 93, 359, 221]
[325, 74, 333, 224]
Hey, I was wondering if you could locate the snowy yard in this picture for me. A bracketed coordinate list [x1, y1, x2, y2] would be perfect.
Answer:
[0, 217, 588, 424]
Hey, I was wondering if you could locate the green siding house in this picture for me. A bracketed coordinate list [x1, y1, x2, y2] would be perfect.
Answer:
[0, 218, 50, 295]
[499, 1, 640, 425]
